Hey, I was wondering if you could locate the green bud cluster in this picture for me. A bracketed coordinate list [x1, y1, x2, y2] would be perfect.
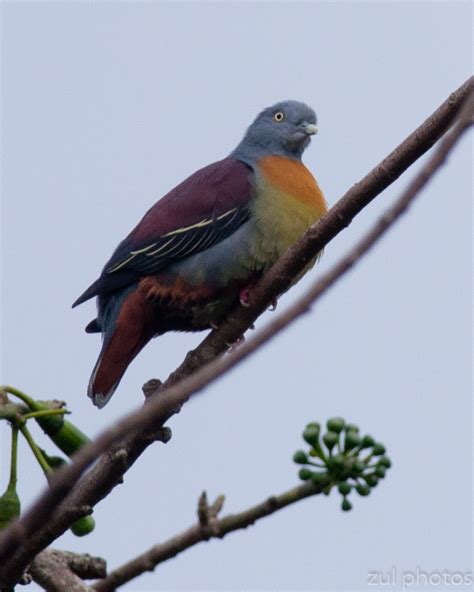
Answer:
[293, 417, 392, 512]
[0, 386, 95, 537]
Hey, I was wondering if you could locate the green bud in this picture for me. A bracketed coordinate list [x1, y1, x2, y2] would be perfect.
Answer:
[40, 448, 68, 470]
[293, 450, 309, 464]
[26, 401, 90, 458]
[303, 425, 320, 447]
[328, 454, 345, 471]
[341, 498, 352, 511]
[379, 456, 392, 468]
[374, 466, 386, 479]
[345, 423, 359, 433]
[308, 448, 318, 457]
[306, 422, 321, 430]
[338, 482, 351, 496]
[361, 434, 375, 448]
[355, 483, 370, 496]
[344, 431, 361, 451]
[364, 474, 379, 487]
[70, 515, 95, 537]
[323, 431, 339, 451]
[326, 417, 345, 433]
[298, 468, 313, 481]
[310, 471, 328, 486]
[0, 484, 21, 529]
[351, 460, 365, 475]
[372, 443, 386, 456]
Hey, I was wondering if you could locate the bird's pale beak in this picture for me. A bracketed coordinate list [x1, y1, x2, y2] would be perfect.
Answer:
[303, 122, 318, 135]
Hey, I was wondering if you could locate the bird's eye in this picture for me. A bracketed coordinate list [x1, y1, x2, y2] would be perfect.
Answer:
[273, 111, 285, 122]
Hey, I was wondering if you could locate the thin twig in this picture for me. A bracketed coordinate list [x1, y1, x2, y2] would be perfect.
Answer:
[19, 424, 51, 476]
[93, 481, 326, 592]
[0, 78, 471, 588]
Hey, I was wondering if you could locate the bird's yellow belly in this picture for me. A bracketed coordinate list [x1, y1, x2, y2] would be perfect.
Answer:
[249, 156, 328, 270]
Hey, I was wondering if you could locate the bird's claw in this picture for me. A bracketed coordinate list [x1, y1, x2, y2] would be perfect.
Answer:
[268, 298, 278, 311]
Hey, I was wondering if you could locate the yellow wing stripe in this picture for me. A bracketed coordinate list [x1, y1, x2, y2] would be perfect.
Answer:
[107, 253, 137, 273]
[106, 207, 241, 274]
[217, 208, 238, 220]
[130, 243, 157, 255]
[145, 237, 176, 257]
[161, 218, 211, 237]
[161, 208, 238, 237]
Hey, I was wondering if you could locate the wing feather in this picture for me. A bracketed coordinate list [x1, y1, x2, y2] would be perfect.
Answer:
[106, 205, 251, 276]
[73, 157, 253, 307]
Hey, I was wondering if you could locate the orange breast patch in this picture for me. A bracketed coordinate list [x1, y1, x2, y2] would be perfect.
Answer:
[258, 155, 327, 215]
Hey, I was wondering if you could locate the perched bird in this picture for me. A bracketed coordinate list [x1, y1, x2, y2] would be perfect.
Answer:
[73, 100, 328, 408]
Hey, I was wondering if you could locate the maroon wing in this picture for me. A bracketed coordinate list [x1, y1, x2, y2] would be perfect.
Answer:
[73, 158, 253, 307]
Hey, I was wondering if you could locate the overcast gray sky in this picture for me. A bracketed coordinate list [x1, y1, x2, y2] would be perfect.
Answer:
[1, 1, 472, 591]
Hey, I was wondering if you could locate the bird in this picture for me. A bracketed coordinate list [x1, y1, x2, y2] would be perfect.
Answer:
[73, 100, 328, 408]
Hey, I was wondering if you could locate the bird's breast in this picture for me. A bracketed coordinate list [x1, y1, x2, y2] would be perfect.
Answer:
[250, 156, 328, 264]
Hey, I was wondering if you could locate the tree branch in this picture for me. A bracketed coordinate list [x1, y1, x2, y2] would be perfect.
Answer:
[155, 76, 474, 390]
[51, 550, 107, 581]
[0, 77, 471, 588]
[28, 548, 106, 592]
[94, 481, 327, 592]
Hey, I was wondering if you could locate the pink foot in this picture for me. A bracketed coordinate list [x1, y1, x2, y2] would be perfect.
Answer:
[239, 287, 251, 307]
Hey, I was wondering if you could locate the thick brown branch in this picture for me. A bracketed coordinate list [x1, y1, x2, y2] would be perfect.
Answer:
[28, 548, 105, 592]
[0, 77, 471, 588]
[94, 481, 325, 592]
[54, 550, 107, 580]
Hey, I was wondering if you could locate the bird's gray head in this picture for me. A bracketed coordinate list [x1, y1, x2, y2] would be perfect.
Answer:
[231, 100, 318, 165]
